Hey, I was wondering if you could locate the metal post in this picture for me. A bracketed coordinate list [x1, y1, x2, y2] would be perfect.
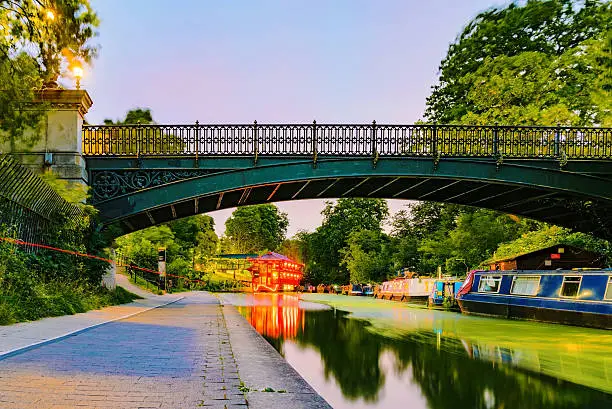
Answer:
[554, 123, 561, 157]
[372, 120, 379, 167]
[136, 121, 141, 157]
[431, 123, 437, 155]
[195, 120, 200, 167]
[312, 120, 318, 168]
[371, 120, 377, 157]
[493, 122, 499, 156]
[253, 120, 258, 165]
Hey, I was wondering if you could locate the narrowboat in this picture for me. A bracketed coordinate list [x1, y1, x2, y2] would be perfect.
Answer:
[375, 274, 436, 302]
[428, 279, 463, 308]
[362, 284, 374, 296]
[457, 269, 612, 329]
[349, 284, 363, 296]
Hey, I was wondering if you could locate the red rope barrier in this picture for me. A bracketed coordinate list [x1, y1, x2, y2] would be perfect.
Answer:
[0, 237, 207, 285]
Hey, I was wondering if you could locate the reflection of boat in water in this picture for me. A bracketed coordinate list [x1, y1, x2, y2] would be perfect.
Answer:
[239, 294, 303, 339]
[375, 273, 436, 302]
[457, 269, 612, 329]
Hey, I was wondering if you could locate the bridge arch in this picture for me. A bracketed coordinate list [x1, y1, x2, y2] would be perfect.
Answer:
[88, 156, 612, 239]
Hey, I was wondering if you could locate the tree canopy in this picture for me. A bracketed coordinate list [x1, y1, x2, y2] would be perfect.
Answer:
[304, 199, 388, 284]
[224, 204, 288, 253]
[1, 0, 99, 141]
[425, 0, 611, 125]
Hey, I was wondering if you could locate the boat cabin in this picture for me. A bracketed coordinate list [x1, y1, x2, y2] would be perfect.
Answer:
[247, 252, 303, 292]
[488, 245, 604, 271]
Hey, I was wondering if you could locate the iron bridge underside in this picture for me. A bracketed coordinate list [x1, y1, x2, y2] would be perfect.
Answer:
[85, 156, 612, 239]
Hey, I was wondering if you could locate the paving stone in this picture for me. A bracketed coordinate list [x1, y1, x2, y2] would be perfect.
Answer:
[0, 292, 247, 409]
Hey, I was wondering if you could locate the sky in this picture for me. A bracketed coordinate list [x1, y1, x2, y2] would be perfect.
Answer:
[83, 0, 506, 237]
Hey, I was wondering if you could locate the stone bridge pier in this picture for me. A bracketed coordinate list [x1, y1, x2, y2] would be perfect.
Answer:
[1, 89, 92, 187]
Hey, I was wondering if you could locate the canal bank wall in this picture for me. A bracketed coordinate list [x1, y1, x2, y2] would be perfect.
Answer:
[222, 304, 332, 409]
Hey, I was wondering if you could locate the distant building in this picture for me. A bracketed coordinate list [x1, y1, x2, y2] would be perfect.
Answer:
[248, 252, 303, 292]
[488, 244, 605, 271]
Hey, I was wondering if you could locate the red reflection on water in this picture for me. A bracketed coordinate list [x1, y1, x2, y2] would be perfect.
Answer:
[242, 294, 303, 339]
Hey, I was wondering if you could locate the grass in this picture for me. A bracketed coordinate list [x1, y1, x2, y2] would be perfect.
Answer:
[125, 271, 164, 295]
[0, 283, 141, 326]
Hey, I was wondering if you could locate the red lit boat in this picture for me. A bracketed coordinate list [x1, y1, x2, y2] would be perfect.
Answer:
[248, 252, 304, 292]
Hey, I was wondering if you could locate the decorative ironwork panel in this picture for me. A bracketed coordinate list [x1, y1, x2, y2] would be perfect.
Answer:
[82, 123, 612, 160]
[90, 169, 220, 203]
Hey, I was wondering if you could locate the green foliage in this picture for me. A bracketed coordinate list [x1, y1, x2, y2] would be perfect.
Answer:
[0, 0, 99, 140]
[0, 242, 139, 325]
[224, 204, 288, 253]
[490, 225, 612, 264]
[341, 229, 393, 283]
[303, 199, 389, 284]
[388, 203, 535, 275]
[425, 0, 611, 124]
[167, 215, 218, 258]
[115, 214, 219, 284]
[459, 38, 611, 126]
[103, 108, 155, 125]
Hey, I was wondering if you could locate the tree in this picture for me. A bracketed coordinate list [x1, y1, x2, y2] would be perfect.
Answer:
[306, 199, 389, 284]
[224, 204, 288, 253]
[459, 38, 611, 126]
[103, 108, 154, 125]
[341, 229, 393, 283]
[166, 214, 218, 258]
[425, 0, 610, 124]
[490, 224, 612, 264]
[1, 0, 99, 141]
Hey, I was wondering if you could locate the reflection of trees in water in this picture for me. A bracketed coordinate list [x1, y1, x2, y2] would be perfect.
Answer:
[297, 311, 385, 402]
[262, 309, 612, 409]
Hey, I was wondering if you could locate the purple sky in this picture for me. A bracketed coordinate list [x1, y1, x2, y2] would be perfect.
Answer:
[84, 0, 505, 236]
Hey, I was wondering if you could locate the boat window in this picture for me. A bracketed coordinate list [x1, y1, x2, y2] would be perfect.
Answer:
[510, 276, 540, 296]
[478, 275, 502, 293]
[605, 277, 612, 301]
[560, 276, 581, 298]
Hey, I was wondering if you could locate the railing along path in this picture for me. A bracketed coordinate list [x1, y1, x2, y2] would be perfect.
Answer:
[82, 123, 612, 159]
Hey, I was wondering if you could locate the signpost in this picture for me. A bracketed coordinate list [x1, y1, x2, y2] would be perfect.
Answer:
[158, 247, 166, 291]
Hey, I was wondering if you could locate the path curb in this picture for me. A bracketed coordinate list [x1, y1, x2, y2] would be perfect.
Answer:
[0, 296, 185, 361]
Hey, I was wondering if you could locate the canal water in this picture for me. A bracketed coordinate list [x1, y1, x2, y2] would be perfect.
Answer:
[223, 293, 612, 409]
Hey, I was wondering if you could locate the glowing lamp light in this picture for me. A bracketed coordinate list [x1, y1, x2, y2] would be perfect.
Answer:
[72, 63, 84, 89]
[45, 10, 55, 20]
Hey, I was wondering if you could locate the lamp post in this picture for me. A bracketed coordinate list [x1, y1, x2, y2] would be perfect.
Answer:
[456, 258, 469, 275]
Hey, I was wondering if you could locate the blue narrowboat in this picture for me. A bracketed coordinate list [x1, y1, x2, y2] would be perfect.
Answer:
[428, 279, 463, 308]
[457, 270, 612, 329]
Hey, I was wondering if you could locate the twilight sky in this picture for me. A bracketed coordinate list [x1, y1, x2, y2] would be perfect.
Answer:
[84, 0, 505, 236]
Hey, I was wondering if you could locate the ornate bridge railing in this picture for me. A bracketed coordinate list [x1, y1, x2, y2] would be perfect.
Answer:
[82, 123, 612, 159]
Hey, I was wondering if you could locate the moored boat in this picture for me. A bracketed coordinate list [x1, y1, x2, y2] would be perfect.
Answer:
[428, 279, 463, 308]
[457, 269, 612, 329]
[376, 274, 436, 302]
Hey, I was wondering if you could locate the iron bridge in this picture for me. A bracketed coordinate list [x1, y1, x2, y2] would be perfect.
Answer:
[82, 123, 612, 238]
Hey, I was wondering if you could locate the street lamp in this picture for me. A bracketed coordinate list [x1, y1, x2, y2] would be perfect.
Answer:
[71, 62, 83, 90]
[45, 10, 55, 20]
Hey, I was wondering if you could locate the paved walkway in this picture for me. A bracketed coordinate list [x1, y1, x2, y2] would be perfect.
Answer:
[0, 292, 247, 409]
[0, 281, 331, 409]
[0, 274, 182, 357]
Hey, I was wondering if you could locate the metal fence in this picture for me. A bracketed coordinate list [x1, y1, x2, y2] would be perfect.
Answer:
[0, 154, 82, 250]
[82, 123, 612, 159]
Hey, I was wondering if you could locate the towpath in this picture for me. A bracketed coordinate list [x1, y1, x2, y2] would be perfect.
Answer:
[0, 278, 330, 409]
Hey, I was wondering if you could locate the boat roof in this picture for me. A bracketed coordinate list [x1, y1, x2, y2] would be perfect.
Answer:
[477, 269, 612, 275]
[249, 252, 302, 265]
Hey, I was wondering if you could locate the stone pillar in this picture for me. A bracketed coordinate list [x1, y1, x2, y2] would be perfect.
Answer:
[2, 89, 93, 186]
[101, 249, 117, 290]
